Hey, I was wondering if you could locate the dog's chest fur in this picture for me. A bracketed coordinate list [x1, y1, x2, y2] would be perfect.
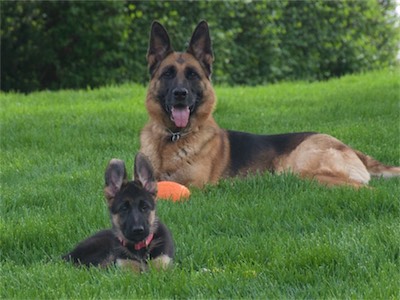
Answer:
[140, 120, 229, 187]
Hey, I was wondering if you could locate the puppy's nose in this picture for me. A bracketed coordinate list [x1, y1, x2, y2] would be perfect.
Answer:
[173, 88, 188, 101]
[132, 225, 144, 234]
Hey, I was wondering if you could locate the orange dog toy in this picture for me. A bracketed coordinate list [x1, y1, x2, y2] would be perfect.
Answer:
[157, 181, 190, 202]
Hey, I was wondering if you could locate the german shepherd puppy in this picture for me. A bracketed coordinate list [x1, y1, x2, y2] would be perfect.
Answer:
[63, 153, 174, 271]
[140, 21, 400, 188]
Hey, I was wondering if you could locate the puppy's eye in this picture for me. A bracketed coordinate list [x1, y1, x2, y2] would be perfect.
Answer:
[120, 202, 130, 212]
[140, 203, 150, 212]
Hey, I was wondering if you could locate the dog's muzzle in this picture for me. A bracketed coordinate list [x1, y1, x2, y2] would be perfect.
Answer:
[168, 87, 193, 128]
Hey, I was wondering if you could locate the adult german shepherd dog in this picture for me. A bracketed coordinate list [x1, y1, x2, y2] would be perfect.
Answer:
[63, 153, 174, 271]
[140, 21, 400, 188]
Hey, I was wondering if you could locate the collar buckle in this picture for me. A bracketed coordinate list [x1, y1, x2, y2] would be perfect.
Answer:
[171, 132, 180, 142]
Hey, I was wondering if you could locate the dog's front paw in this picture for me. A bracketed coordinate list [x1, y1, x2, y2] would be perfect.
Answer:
[148, 254, 173, 271]
[116, 258, 147, 273]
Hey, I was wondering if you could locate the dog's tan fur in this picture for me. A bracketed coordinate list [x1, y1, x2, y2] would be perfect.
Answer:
[276, 134, 372, 187]
[140, 21, 400, 188]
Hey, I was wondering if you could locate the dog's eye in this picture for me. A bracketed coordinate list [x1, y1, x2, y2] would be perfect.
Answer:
[186, 69, 199, 80]
[140, 202, 150, 212]
[162, 67, 175, 79]
[120, 202, 130, 212]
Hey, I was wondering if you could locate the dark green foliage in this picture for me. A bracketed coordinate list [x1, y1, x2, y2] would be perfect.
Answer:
[1, 1, 129, 91]
[1, 0, 398, 92]
[275, 0, 399, 81]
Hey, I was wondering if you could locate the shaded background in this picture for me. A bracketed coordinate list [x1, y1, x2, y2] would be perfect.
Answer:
[1, 0, 399, 93]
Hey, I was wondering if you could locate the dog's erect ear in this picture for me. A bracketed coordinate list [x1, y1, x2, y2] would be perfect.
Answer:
[147, 21, 173, 76]
[104, 159, 127, 202]
[187, 20, 214, 76]
[134, 153, 157, 197]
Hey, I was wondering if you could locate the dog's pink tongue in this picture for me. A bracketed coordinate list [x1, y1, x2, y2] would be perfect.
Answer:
[171, 106, 190, 128]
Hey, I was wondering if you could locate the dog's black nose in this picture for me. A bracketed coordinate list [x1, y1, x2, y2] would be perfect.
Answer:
[173, 88, 188, 101]
[132, 225, 144, 234]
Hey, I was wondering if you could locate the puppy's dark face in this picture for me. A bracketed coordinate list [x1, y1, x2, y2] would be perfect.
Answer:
[146, 21, 216, 130]
[104, 153, 158, 244]
[110, 182, 155, 243]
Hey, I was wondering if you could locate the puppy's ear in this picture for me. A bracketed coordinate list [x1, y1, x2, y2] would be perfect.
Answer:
[104, 159, 127, 203]
[187, 20, 214, 77]
[134, 153, 157, 197]
[147, 21, 173, 76]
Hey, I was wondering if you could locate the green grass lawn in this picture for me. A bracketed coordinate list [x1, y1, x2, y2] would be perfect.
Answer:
[1, 69, 399, 299]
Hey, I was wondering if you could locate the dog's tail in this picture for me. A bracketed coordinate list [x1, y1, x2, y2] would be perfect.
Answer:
[355, 150, 400, 178]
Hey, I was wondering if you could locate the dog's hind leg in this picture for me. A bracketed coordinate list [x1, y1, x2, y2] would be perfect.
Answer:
[307, 172, 365, 188]
[282, 134, 373, 187]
